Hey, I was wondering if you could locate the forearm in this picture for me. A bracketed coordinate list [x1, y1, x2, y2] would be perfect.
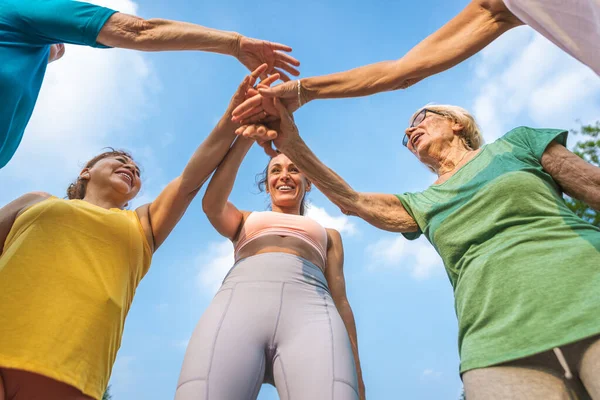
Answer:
[202, 136, 253, 214]
[179, 117, 238, 194]
[336, 302, 365, 395]
[98, 14, 239, 54]
[280, 137, 360, 213]
[301, 0, 518, 101]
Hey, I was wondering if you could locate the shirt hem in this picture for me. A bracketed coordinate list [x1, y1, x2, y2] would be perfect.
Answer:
[0, 357, 103, 400]
[459, 326, 600, 374]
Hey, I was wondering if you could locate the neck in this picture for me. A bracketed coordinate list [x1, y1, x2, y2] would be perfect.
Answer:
[428, 143, 471, 177]
[82, 188, 127, 210]
[271, 204, 302, 215]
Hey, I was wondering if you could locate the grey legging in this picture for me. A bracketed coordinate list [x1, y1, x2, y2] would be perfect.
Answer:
[175, 253, 359, 400]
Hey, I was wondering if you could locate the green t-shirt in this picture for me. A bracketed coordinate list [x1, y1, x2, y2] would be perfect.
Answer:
[397, 127, 600, 373]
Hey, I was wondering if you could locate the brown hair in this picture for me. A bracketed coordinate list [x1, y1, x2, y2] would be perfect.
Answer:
[67, 148, 136, 200]
[256, 154, 309, 215]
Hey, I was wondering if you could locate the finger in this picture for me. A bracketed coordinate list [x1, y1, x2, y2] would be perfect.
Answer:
[258, 81, 295, 98]
[249, 63, 269, 86]
[275, 60, 300, 77]
[274, 68, 292, 82]
[260, 73, 281, 87]
[232, 94, 263, 118]
[237, 107, 266, 123]
[274, 51, 300, 66]
[240, 111, 269, 125]
[267, 42, 293, 52]
[266, 129, 278, 140]
[259, 140, 278, 157]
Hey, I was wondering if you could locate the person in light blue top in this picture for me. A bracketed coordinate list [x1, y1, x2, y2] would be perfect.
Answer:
[0, 0, 300, 169]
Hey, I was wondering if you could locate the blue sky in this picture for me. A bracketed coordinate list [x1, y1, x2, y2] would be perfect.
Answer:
[1, 0, 599, 399]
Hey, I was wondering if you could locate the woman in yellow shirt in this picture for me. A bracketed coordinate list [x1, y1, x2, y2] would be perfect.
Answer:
[0, 65, 278, 400]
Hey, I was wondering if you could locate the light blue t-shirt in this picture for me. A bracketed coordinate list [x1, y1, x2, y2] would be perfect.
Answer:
[0, 0, 117, 168]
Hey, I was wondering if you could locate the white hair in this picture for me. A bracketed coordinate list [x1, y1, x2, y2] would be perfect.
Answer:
[410, 104, 484, 149]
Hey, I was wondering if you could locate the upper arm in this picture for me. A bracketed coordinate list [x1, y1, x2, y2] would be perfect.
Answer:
[541, 141, 600, 209]
[204, 201, 247, 242]
[1, 191, 50, 254]
[5, 0, 117, 47]
[324, 229, 348, 303]
[355, 193, 419, 233]
[136, 176, 200, 252]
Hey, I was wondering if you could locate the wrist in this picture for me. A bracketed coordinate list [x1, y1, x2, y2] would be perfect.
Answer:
[230, 32, 243, 58]
[300, 77, 318, 103]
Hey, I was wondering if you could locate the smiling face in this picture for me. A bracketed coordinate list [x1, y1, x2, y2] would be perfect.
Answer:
[80, 154, 142, 203]
[404, 110, 463, 161]
[266, 154, 310, 214]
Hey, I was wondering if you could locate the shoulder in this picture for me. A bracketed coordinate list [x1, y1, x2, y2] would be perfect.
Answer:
[326, 228, 343, 248]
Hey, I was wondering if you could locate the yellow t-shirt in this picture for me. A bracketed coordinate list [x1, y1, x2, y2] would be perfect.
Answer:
[0, 197, 152, 399]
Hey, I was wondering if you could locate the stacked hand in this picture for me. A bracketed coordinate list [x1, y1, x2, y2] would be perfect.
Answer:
[225, 64, 280, 121]
[234, 97, 300, 157]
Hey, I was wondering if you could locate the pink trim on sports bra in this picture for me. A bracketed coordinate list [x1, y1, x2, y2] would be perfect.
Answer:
[234, 211, 328, 265]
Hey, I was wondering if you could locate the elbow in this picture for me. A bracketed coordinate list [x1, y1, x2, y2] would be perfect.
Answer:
[201, 197, 217, 216]
[121, 16, 159, 47]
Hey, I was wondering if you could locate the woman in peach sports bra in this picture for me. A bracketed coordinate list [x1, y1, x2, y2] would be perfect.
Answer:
[175, 142, 365, 400]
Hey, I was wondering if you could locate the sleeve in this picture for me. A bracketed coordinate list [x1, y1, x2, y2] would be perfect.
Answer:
[395, 193, 423, 241]
[7, 0, 117, 48]
[502, 126, 569, 161]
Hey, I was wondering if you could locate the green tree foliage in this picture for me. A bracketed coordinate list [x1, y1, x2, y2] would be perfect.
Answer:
[102, 385, 112, 400]
[565, 122, 600, 227]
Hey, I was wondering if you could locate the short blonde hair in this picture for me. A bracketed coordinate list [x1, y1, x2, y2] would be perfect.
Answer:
[410, 104, 483, 150]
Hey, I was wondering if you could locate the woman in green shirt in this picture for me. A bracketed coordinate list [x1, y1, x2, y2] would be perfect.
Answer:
[236, 100, 600, 398]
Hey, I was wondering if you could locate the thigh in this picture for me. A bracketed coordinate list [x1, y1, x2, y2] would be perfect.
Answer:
[463, 364, 577, 400]
[580, 336, 600, 399]
[0, 368, 94, 400]
[273, 291, 358, 400]
[176, 284, 276, 400]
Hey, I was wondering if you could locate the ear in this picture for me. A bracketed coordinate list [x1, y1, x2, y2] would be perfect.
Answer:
[79, 168, 91, 181]
[452, 122, 464, 135]
[305, 179, 312, 193]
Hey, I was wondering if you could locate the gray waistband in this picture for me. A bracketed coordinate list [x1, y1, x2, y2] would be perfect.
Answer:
[222, 252, 329, 289]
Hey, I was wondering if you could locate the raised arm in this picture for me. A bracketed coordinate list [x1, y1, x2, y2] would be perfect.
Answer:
[201, 136, 253, 241]
[134, 66, 274, 251]
[541, 141, 600, 211]
[324, 229, 365, 399]
[235, 100, 419, 233]
[8, 0, 298, 77]
[0, 192, 50, 256]
[231, 0, 521, 120]
[96, 13, 300, 78]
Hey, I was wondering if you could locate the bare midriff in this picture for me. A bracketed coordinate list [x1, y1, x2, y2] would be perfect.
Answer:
[235, 235, 326, 272]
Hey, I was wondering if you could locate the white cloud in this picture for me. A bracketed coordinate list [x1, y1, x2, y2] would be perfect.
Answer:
[0, 0, 158, 202]
[366, 236, 442, 280]
[305, 204, 357, 236]
[196, 240, 234, 295]
[421, 368, 442, 381]
[471, 27, 600, 143]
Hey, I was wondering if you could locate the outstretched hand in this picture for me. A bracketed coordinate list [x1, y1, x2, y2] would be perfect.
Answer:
[235, 36, 300, 81]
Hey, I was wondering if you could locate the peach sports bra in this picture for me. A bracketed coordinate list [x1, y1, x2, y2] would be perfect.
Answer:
[234, 211, 328, 265]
